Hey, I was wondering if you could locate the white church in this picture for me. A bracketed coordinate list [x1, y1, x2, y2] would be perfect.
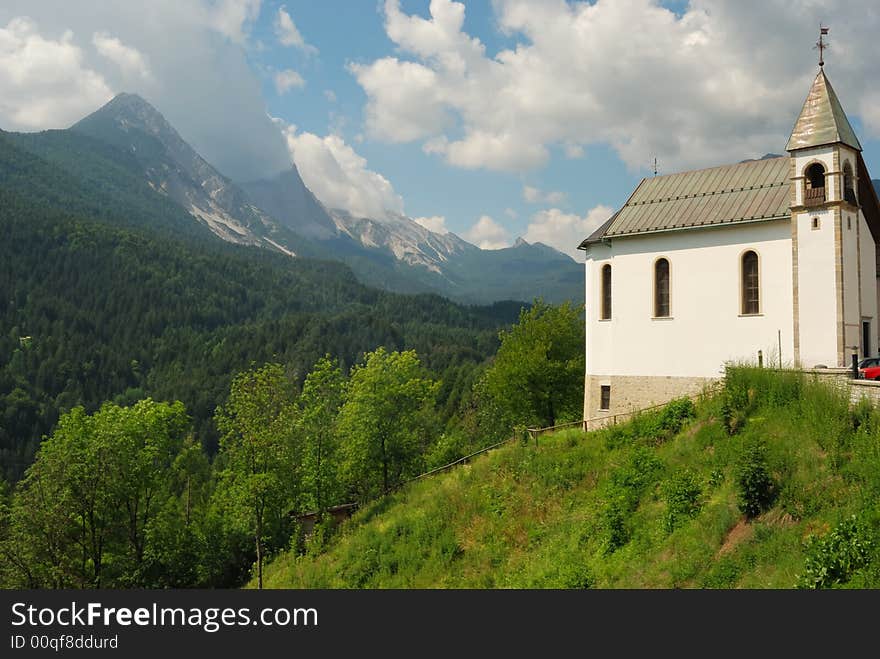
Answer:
[578, 63, 880, 418]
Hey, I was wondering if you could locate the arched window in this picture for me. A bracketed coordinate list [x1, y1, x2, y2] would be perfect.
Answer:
[843, 162, 856, 204]
[600, 264, 612, 320]
[804, 163, 826, 206]
[741, 251, 759, 315]
[654, 258, 670, 317]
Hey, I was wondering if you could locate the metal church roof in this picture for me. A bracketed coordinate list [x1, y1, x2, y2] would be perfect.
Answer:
[786, 68, 861, 152]
[580, 156, 790, 245]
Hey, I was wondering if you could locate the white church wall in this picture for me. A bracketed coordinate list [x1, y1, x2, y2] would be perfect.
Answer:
[584, 219, 793, 381]
[859, 212, 879, 357]
[843, 210, 861, 360]
[796, 208, 838, 367]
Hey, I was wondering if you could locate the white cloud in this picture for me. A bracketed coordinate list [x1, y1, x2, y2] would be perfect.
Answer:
[274, 68, 304, 94]
[209, 0, 262, 44]
[463, 215, 509, 250]
[274, 118, 404, 220]
[413, 215, 448, 234]
[351, 57, 449, 143]
[524, 205, 614, 261]
[0, 17, 113, 131]
[523, 185, 565, 205]
[352, 0, 880, 173]
[324, 89, 337, 103]
[275, 6, 316, 53]
[92, 31, 151, 79]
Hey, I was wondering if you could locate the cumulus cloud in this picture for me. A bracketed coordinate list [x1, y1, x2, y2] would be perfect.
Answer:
[463, 215, 509, 250]
[524, 205, 615, 260]
[208, 0, 261, 44]
[352, 0, 880, 173]
[275, 6, 316, 53]
[92, 31, 151, 79]
[0, 2, 291, 181]
[413, 215, 448, 234]
[0, 17, 113, 131]
[274, 68, 304, 94]
[351, 57, 449, 144]
[523, 185, 566, 205]
[274, 118, 404, 220]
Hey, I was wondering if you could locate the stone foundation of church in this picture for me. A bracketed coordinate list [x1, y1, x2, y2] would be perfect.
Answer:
[583, 374, 717, 421]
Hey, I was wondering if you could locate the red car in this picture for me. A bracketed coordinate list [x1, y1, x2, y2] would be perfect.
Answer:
[859, 357, 880, 380]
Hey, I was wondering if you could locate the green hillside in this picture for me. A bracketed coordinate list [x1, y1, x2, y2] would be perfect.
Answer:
[260, 368, 880, 588]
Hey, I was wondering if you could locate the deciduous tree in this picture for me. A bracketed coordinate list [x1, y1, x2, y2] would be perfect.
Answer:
[338, 349, 438, 500]
[214, 363, 298, 588]
[479, 300, 584, 430]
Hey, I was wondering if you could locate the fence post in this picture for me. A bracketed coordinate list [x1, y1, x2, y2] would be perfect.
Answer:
[758, 350, 763, 368]
[852, 352, 859, 379]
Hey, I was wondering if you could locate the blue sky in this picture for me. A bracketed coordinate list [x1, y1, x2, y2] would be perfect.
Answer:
[249, 1, 669, 247]
[249, 0, 880, 255]
[2, 1, 880, 259]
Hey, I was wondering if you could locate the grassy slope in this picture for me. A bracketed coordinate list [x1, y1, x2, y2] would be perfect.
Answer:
[260, 369, 880, 589]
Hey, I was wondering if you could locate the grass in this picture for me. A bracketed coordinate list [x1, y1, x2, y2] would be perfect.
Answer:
[257, 367, 880, 588]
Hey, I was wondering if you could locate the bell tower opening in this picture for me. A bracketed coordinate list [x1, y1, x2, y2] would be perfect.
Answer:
[804, 163, 826, 206]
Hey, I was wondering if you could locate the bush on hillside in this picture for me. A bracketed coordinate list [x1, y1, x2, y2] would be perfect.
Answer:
[604, 397, 696, 449]
[662, 469, 703, 533]
[797, 516, 875, 589]
[658, 398, 697, 435]
[735, 439, 776, 518]
[600, 448, 665, 553]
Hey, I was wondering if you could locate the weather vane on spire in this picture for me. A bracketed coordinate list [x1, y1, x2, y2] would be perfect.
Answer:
[815, 25, 829, 67]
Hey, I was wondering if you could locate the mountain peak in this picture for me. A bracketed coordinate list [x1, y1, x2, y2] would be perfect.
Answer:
[108, 91, 150, 106]
[73, 92, 177, 143]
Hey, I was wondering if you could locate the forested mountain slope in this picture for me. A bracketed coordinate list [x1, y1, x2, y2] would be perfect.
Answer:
[0, 141, 521, 479]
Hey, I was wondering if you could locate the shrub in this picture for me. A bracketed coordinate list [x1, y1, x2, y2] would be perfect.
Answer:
[721, 394, 746, 436]
[797, 516, 875, 589]
[662, 469, 703, 532]
[600, 448, 665, 553]
[735, 439, 776, 518]
[611, 447, 664, 493]
[658, 397, 696, 435]
[603, 398, 696, 449]
[600, 492, 629, 554]
[558, 564, 593, 589]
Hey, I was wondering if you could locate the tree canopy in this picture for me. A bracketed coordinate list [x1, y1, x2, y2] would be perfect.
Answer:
[478, 300, 584, 429]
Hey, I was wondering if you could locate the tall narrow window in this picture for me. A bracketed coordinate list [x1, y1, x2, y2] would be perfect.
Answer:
[600, 264, 612, 320]
[804, 163, 826, 206]
[843, 162, 856, 204]
[654, 258, 670, 317]
[742, 250, 759, 315]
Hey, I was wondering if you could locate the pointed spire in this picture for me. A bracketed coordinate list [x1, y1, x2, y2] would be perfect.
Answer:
[786, 68, 861, 152]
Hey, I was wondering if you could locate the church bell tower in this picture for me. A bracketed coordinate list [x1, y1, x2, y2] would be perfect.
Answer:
[787, 31, 868, 368]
